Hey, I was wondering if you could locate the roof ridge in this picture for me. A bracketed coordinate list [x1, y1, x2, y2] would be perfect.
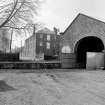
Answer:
[63, 13, 105, 34]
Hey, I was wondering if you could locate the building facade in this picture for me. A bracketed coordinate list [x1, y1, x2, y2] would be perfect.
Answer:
[36, 28, 60, 57]
[0, 28, 10, 52]
[20, 28, 60, 61]
[20, 35, 36, 60]
[61, 13, 105, 68]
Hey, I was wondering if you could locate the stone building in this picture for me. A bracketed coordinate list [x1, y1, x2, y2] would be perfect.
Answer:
[20, 35, 36, 60]
[20, 28, 60, 61]
[61, 13, 105, 68]
[36, 28, 60, 60]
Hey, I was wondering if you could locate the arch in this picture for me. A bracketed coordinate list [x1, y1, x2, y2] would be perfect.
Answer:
[74, 36, 104, 68]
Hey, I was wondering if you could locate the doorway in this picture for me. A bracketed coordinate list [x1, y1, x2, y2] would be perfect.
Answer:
[75, 36, 104, 68]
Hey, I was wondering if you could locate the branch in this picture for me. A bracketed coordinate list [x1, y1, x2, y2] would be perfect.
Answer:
[7, 0, 26, 22]
[3, 25, 27, 30]
[0, 0, 18, 28]
[0, 2, 13, 11]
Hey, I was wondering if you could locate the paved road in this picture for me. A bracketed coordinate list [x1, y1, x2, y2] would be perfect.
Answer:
[0, 70, 104, 105]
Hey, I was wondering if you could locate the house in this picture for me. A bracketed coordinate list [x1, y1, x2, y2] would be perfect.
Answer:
[20, 27, 60, 61]
[20, 36, 36, 60]
[36, 28, 60, 60]
[61, 13, 105, 68]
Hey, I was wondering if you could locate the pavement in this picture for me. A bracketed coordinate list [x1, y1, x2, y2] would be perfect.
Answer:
[0, 69, 104, 105]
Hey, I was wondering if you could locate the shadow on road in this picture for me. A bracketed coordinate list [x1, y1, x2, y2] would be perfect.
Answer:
[0, 80, 16, 92]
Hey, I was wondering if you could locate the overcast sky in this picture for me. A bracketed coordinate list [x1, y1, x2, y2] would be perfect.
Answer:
[37, 0, 105, 32]
[13, 0, 105, 48]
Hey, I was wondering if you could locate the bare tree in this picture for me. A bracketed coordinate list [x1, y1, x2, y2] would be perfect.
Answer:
[0, 0, 41, 51]
[0, 0, 41, 37]
[0, 0, 41, 29]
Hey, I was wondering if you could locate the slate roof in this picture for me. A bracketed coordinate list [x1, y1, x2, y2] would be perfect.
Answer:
[63, 13, 105, 34]
[37, 27, 55, 34]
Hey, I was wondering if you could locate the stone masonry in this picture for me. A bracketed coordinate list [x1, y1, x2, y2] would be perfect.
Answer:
[61, 13, 105, 53]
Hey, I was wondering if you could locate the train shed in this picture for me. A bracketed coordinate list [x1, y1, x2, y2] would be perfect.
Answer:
[61, 13, 105, 69]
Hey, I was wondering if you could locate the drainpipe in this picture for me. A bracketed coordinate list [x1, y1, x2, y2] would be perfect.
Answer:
[33, 24, 36, 60]
[10, 29, 13, 53]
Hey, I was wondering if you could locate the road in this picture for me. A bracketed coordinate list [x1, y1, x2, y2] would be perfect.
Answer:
[0, 70, 104, 105]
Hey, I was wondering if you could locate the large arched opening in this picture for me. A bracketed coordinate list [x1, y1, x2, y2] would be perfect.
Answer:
[75, 36, 104, 68]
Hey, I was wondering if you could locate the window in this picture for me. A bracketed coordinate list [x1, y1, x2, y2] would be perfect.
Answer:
[40, 34, 43, 38]
[46, 42, 50, 49]
[54, 36, 56, 40]
[40, 42, 43, 46]
[61, 46, 71, 53]
[47, 35, 50, 41]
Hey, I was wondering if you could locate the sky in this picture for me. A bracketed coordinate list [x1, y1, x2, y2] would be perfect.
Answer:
[12, 0, 105, 48]
[37, 0, 105, 32]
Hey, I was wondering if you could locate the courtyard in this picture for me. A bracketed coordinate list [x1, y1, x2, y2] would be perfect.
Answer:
[0, 70, 104, 105]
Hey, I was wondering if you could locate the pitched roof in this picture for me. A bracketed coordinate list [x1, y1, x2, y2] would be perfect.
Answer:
[37, 27, 55, 34]
[63, 13, 105, 34]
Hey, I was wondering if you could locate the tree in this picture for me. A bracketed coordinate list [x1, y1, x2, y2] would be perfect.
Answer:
[53, 27, 60, 35]
[0, 0, 41, 29]
[0, 0, 41, 36]
[1, 28, 10, 52]
[0, 0, 41, 51]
